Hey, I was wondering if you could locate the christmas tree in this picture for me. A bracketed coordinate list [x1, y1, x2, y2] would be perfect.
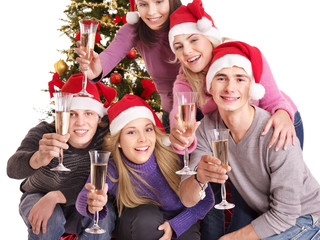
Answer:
[50, 0, 161, 113]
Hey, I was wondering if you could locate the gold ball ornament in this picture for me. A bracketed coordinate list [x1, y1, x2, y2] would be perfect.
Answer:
[54, 60, 68, 75]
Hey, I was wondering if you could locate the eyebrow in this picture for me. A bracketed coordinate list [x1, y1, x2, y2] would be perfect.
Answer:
[214, 73, 250, 78]
[173, 34, 196, 46]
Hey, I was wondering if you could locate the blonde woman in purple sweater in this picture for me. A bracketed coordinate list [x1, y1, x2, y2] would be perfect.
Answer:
[76, 95, 213, 239]
[76, 0, 182, 132]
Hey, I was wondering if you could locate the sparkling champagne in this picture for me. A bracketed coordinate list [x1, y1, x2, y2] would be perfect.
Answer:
[55, 111, 70, 135]
[80, 32, 95, 61]
[91, 164, 107, 191]
[178, 103, 196, 137]
[212, 140, 229, 170]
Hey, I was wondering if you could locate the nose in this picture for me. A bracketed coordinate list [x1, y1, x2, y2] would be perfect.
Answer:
[183, 43, 193, 56]
[147, 3, 156, 15]
[75, 115, 84, 125]
[137, 131, 147, 142]
[225, 79, 236, 92]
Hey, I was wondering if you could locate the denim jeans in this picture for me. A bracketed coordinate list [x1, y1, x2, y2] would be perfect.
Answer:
[19, 192, 116, 240]
[294, 111, 304, 149]
[263, 215, 320, 240]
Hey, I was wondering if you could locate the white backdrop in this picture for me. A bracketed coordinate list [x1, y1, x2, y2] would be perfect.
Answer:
[1, 0, 319, 238]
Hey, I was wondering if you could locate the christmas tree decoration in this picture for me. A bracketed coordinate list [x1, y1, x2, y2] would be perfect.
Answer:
[48, 73, 64, 98]
[54, 60, 68, 76]
[141, 79, 157, 100]
[126, 48, 137, 59]
[110, 72, 122, 84]
[47, 0, 161, 117]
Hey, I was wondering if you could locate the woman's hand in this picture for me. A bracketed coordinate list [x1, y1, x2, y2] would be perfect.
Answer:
[75, 41, 103, 80]
[30, 133, 70, 169]
[158, 221, 173, 240]
[28, 191, 66, 235]
[86, 183, 108, 214]
[169, 114, 200, 151]
[261, 109, 296, 151]
[197, 155, 231, 184]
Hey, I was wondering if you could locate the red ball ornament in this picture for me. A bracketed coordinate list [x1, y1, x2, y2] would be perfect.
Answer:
[110, 72, 122, 84]
[126, 49, 137, 59]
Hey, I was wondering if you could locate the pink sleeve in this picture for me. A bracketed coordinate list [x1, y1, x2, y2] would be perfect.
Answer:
[254, 54, 297, 121]
[99, 24, 136, 79]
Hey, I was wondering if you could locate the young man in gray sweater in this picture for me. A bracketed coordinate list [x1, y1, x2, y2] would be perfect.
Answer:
[179, 41, 320, 239]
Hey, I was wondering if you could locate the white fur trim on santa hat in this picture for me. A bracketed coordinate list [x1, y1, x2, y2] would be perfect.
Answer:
[71, 97, 107, 118]
[169, 22, 222, 52]
[206, 54, 253, 93]
[110, 106, 155, 135]
[126, 11, 140, 24]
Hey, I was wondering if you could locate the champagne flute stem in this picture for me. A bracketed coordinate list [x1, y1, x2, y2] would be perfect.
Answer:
[59, 148, 64, 165]
[184, 146, 189, 168]
[93, 211, 99, 226]
[82, 72, 87, 91]
[221, 183, 227, 201]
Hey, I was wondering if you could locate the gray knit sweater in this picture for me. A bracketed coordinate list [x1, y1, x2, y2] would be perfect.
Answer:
[186, 106, 320, 238]
[7, 121, 108, 206]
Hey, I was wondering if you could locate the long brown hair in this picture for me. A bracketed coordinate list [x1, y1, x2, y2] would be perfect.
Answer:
[135, 0, 182, 45]
[103, 125, 181, 216]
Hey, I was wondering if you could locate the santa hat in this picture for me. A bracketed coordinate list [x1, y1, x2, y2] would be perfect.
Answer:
[206, 41, 265, 101]
[59, 73, 117, 117]
[168, 0, 222, 52]
[126, 0, 140, 24]
[108, 94, 166, 134]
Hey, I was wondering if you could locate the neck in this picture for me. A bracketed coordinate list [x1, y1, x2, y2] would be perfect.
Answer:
[219, 105, 255, 143]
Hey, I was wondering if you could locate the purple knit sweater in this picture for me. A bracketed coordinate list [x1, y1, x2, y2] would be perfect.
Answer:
[93, 23, 180, 113]
[76, 153, 213, 238]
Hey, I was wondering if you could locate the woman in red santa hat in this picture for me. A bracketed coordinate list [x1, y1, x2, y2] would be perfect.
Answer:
[76, 0, 183, 133]
[76, 94, 214, 240]
[167, 0, 303, 239]
[7, 74, 117, 240]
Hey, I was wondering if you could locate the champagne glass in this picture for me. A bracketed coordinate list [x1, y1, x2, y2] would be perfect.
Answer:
[175, 92, 198, 175]
[75, 19, 99, 97]
[51, 92, 73, 172]
[210, 129, 235, 210]
[85, 150, 111, 234]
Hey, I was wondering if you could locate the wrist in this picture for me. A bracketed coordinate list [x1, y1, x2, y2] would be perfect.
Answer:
[29, 151, 42, 170]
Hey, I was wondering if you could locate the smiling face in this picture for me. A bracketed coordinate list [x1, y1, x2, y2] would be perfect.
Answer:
[173, 34, 213, 73]
[209, 67, 251, 113]
[68, 109, 100, 149]
[119, 118, 156, 165]
[137, 0, 170, 30]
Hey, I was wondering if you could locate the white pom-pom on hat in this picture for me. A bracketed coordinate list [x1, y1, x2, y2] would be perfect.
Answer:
[197, 17, 212, 32]
[127, 0, 140, 25]
[249, 83, 265, 101]
[126, 11, 140, 24]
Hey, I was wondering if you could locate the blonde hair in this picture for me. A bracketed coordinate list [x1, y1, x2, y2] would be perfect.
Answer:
[103, 126, 181, 216]
[181, 65, 208, 107]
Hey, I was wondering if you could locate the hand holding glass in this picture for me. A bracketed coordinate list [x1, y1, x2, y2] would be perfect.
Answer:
[85, 150, 111, 234]
[51, 92, 73, 172]
[210, 129, 235, 210]
[76, 19, 99, 97]
[175, 92, 197, 175]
